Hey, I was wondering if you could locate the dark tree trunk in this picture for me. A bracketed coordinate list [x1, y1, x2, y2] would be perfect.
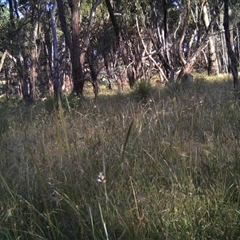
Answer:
[70, 0, 84, 96]
[223, 0, 239, 97]
[88, 52, 99, 97]
[56, 0, 84, 96]
[103, 53, 112, 89]
[14, 52, 30, 100]
[104, 0, 120, 41]
[56, 0, 72, 48]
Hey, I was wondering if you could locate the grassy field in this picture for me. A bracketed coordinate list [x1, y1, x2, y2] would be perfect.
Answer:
[0, 74, 240, 239]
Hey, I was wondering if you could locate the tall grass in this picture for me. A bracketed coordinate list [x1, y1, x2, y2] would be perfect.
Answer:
[0, 76, 240, 239]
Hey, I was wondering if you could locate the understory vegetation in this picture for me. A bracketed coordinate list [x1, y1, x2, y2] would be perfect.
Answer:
[0, 74, 240, 240]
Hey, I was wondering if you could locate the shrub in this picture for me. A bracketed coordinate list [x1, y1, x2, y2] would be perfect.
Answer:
[133, 79, 153, 100]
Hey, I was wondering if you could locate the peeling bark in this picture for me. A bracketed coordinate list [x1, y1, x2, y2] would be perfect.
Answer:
[202, 3, 219, 75]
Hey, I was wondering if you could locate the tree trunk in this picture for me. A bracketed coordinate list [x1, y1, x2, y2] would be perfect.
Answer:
[177, 0, 218, 83]
[56, 0, 84, 96]
[178, 42, 209, 82]
[51, 0, 61, 99]
[236, 25, 240, 64]
[162, 0, 173, 80]
[80, 0, 103, 96]
[17, 53, 30, 100]
[104, 0, 119, 40]
[178, 0, 190, 66]
[219, 12, 229, 72]
[29, 22, 39, 102]
[70, 0, 84, 96]
[223, 0, 239, 97]
[202, 3, 219, 75]
[88, 49, 99, 97]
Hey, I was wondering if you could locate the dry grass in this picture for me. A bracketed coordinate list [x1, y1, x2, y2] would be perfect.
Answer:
[0, 74, 240, 239]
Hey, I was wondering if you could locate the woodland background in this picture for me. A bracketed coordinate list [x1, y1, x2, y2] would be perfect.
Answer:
[1, 1, 240, 240]
[0, 0, 239, 100]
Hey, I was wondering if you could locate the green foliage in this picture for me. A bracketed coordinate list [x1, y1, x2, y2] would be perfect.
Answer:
[1, 77, 240, 239]
[0, 4, 9, 45]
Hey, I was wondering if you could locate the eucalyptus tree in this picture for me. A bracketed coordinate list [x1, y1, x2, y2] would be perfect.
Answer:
[82, 0, 103, 97]
[50, 0, 61, 99]
[1, 0, 239, 101]
[0, 0, 51, 101]
[0, 3, 10, 73]
[56, 0, 104, 96]
[29, 7, 40, 102]
[173, 0, 221, 81]
[223, 0, 239, 97]
[3, 0, 35, 101]
[214, 0, 240, 75]
[202, 1, 219, 75]
[56, 0, 84, 96]
[231, 1, 240, 63]
[101, 0, 150, 85]
[102, 0, 223, 85]
[22, 1, 54, 102]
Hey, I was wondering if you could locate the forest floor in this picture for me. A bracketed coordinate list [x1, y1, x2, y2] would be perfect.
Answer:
[0, 73, 240, 239]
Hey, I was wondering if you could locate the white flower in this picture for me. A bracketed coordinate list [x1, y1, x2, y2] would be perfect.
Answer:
[97, 172, 106, 183]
